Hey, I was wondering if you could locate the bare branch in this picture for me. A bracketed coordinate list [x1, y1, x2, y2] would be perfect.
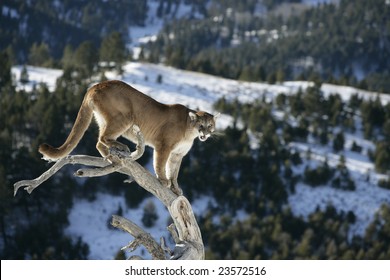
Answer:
[111, 215, 166, 260]
[167, 224, 180, 244]
[168, 196, 204, 259]
[13, 155, 111, 196]
[128, 256, 144, 260]
[75, 162, 122, 177]
[160, 237, 172, 256]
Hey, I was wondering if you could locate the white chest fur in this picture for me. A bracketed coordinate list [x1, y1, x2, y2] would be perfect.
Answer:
[172, 139, 195, 155]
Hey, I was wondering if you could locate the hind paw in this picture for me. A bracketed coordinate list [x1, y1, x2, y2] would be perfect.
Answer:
[109, 145, 131, 158]
[171, 181, 183, 196]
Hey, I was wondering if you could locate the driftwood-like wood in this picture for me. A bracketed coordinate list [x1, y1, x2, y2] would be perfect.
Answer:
[13, 125, 204, 260]
[111, 215, 166, 260]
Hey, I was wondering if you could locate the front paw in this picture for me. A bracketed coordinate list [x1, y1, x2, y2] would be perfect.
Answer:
[158, 178, 171, 188]
[170, 182, 183, 196]
[158, 178, 183, 195]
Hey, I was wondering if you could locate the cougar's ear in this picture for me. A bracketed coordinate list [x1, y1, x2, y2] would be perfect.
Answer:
[189, 112, 198, 122]
[213, 112, 221, 121]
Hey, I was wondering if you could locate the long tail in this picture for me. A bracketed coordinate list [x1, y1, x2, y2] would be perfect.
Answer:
[39, 97, 93, 161]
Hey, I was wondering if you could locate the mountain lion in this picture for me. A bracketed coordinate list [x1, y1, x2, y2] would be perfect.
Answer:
[39, 80, 218, 195]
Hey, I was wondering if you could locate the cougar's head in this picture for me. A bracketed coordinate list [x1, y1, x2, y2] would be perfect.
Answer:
[189, 111, 220, 141]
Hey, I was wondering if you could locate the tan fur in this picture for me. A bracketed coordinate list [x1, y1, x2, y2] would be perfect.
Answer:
[39, 80, 217, 194]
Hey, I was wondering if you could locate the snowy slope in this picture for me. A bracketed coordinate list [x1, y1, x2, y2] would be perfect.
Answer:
[11, 62, 390, 259]
[128, 0, 201, 59]
[11, 65, 62, 92]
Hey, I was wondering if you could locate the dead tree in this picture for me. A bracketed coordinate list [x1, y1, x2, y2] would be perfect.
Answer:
[13, 125, 204, 260]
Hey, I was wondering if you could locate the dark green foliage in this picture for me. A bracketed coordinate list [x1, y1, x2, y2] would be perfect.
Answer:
[142, 200, 158, 228]
[332, 132, 345, 152]
[0, 51, 12, 88]
[361, 97, 385, 131]
[202, 204, 390, 260]
[156, 74, 163, 84]
[304, 162, 334, 187]
[72, 41, 99, 78]
[99, 32, 128, 72]
[0, 0, 147, 63]
[114, 249, 126, 260]
[332, 157, 356, 191]
[351, 141, 362, 153]
[19, 65, 29, 84]
[378, 179, 390, 190]
[28, 43, 54, 67]
[3, 214, 89, 260]
[124, 183, 149, 209]
[331, 174, 355, 191]
[374, 141, 390, 173]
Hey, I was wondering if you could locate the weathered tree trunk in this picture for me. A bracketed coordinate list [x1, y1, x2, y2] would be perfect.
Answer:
[14, 126, 204, 260]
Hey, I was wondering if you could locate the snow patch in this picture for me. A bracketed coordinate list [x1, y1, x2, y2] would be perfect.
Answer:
[11, 65, 62, 92]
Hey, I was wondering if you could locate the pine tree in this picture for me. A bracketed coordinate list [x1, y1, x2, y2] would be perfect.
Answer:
[73, 41, 98, 78]
[142, 200, 158, 228]
[20, 65, 29, 85]
[0, 51, 11, 88]
[61, 44, 75, 71]
[374, 142, 390, 173]
[99, 31, 128, 72]
[28, 43, 53, 67]
[333, 132, 345, 152]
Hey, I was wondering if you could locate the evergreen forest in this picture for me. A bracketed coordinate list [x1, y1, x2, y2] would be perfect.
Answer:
[145, 0, 390, 93]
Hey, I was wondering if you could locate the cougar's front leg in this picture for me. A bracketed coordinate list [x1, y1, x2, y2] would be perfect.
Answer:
[153, 149, 171, 188]
[167, 153, 183, 195]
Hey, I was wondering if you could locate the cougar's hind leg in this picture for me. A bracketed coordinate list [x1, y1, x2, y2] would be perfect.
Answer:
[96, 141, 109, 158]
[98, 120, 131, 158]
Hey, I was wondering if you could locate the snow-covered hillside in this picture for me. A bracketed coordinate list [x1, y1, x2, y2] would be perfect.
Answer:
[128, 0, 203, 59]
[11, 62, 390, 259]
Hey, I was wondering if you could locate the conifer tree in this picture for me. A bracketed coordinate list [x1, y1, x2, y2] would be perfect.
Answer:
[142, 200, 158, 228]
[73, 41, 98, 78]
[20, 65, 29, 85]
[99, 31, 128, 72]
[28, 43, 53, 67]
[0, 51, 11, 88]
